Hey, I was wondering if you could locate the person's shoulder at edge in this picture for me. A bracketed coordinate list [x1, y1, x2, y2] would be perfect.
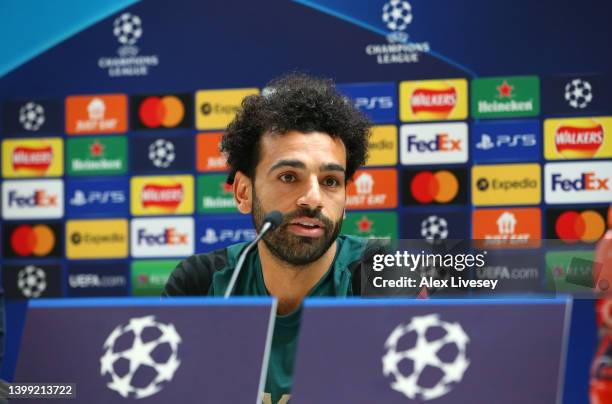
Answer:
[161, 242, 249, 297]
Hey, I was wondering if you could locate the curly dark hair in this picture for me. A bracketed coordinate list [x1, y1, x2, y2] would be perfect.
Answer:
[221, 73, 372, 184]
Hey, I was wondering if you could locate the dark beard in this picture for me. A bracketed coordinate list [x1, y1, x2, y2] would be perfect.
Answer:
[251, 189, 342, 266]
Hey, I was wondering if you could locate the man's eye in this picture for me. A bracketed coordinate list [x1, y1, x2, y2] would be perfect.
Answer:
[279, 173, 296, 183]
[323, 177, 340, 187]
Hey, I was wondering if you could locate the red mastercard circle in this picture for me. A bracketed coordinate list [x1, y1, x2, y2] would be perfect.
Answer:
[139, 97, 165, 128]
[555, 211, 584, 243]
[411, 171, 436, 203]
[11, 225, 36, 256]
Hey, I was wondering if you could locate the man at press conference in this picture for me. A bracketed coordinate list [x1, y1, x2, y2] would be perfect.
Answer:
[163, 73, 379, 403]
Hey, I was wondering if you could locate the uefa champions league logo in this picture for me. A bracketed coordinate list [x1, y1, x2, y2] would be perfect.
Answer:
[148, 139, 176, 168]
[100, 315, 182, 399]
[113, 13, 143, 47]
[19, 102, 45, 131]
[382, 0, 412, 43]
[17, 265, 47, 298]
[564, 78, 593, 109]
[421, 215, 449, 244]
[382, 314, 470, 400]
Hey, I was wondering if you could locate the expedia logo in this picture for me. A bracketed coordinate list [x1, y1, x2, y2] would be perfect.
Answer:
[551, 172, 609, 191]
[472, 164, 541, 206]
[195, 88, 259, 130]
[199, 102, 239, 116]
[555, 124, 603, 157]
[66, 219, 128, 259]
[137, 228, 188, 246]
[142, 183, 184, 209]
[476, 177, 537, 191]
[12, 146, 53, 172]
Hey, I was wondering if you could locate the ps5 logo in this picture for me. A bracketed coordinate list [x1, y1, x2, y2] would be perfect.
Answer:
[69, 189, 126, 206]
[476, 133, 536, 150]
[200, 228, 256, 245]
[354, 96, 394, 110]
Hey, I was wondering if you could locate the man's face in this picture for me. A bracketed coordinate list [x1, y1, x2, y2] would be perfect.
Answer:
[250, 131, 347, 266]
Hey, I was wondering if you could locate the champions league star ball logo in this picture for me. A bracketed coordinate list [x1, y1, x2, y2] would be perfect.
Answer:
[19, 102, 45, 131]
[17, 265, 47, 298]
[564, 78, 593, 109]
[100, 315, 182, 399]
[382, 0, 412, 43]
[421, 215, 448, 244]
[113, 13, 143, 46]
[149, 139, 176, 168]
[382, 314, 470, 401]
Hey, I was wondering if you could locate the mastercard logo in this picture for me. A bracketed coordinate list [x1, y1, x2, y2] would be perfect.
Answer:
[555, 210, 606, 243]
[10, 224, 56, 257]
[132, 94, 192, 130]
[410, 170, 459, 203]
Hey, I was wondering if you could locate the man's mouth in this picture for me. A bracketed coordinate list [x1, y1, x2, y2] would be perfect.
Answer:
[287, 217, 325, 237]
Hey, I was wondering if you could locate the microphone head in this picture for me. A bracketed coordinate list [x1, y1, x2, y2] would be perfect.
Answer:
[264, 210, 283, 230]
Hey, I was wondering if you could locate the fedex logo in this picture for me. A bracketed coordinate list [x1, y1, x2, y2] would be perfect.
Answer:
[8, 190, 57, 207]
[405, 133, 462, 152]
[551, 172, 609, 191]
[131, 217, 194, 257]
[400, 122, 468, 165]
[2, 179, 63, 219]
[137, 228, 188, 246]
[545, 162, 612, 204]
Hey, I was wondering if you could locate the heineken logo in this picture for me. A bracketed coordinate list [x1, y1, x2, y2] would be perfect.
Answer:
[471, 76, 540, 119]
[67, 137, 127, 176]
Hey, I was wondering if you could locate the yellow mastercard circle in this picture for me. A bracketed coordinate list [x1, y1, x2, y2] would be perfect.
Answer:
[32, 225, 55, 256]
[580, 210, 605, 242]
[434, 170, 458, 202]
[161, 96, 185, 127]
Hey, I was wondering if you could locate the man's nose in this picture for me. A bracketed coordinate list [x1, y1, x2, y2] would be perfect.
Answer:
[297, 176, 323, 209]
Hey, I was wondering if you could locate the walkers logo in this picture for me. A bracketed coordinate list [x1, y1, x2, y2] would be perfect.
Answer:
[131, 176, 194, 215]
[196, 216, 256, 252]
[195, 88, 259, 130]
[342, 212, 398, 238]
[471, 76, 540, 119]
[3, 264, 62, 299]
[401, 168, 467, 205]
[3, 99, 62, 134]
[66, 219, 128, 259]
[66, 136, 127, 176]
[545, 162, 612, 204]
[2, 138, 63, 177]
[541, 75, 611, 115]
[337, 82, 397, 124]
[471, 120, 540, 163]
[197, 133, 228, 172]
[401, 210, 469, 241]
[472, 164, 541, 206]
[400, 122, 468, 165]
[66, 94, 127, 134]
[364, 0, 432, 65]
[544, 117, 612, 160]
[399, 79, 468, 121]
[131, 134, 194, 173]
[366, 125, 397, 166]
[346, 169, 397, 210]
[2, 179, 63, 219]
[131, 217, 194, 258]
[3, 222, 62, 258]
[472, 208, 541, 248]
[67, 263, 129, 297]
[131, 94, 192, 130]
[546, 207, 608, 244]
[66, 178, 129, 217]
[97, 12, 160, 78]
[197, 174, 238, 213]
[132, 260, 178, 296]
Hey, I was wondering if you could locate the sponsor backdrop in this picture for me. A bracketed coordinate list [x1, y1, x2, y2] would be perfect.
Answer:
[0, 0, 610, 399]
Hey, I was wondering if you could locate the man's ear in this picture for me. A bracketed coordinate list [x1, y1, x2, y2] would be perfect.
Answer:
[233, 171, 252, 214]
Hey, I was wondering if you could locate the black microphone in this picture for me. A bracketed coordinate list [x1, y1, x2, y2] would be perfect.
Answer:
[224, 211, 282, 298]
